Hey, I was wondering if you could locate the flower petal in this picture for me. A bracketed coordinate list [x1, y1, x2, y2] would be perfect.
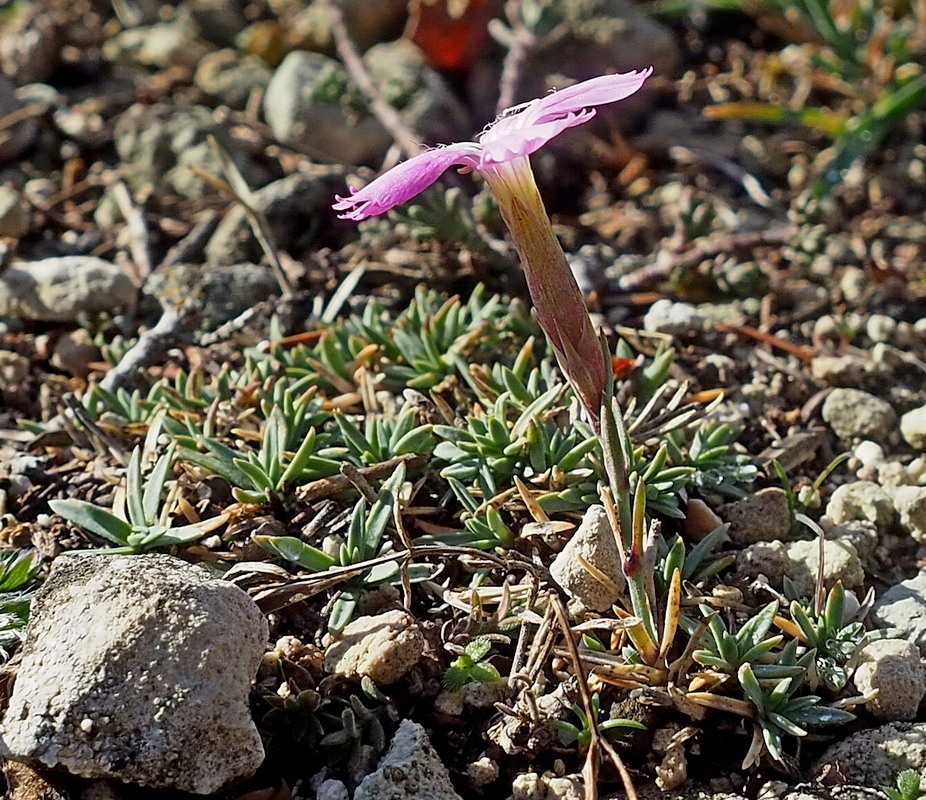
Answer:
[529, 68, 654, 123]
[479, 109, 595, 166]
[333, 143, 482, 220]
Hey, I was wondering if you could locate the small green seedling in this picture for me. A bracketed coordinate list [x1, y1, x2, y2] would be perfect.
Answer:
[552, 693, 646, 751]
[884, 770, 925, 800]
[444, 636, 502, 690]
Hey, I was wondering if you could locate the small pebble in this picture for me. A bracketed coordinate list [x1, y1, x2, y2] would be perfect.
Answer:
[826, 481, 895, 534]
[901, 405, 926, 451]
[854, 440, 885, 468]
[853, 639, 926, 721]
[822, 388, 896, 441]
[642, 299, 705, 335]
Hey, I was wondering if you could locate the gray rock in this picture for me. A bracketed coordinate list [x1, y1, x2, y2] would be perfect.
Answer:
[204, 169, 346, 264]
[264, 43, 467, 165]
[810, 354, 875, 386]
[0, 553, 268, 794]
[826, 481, 895, 534]
[324, 610, 424, 685]
[901, 406, 926, 450]
[853, 639, 926, 721]
[822, 388, 896, 441]
[827, 520, 879, 563]
[783, 787, 891, 800]
[642, 299, 706, 336]
[721, 488, 792, 545]
[264, 51, 388, 164]
[0, 186, 29, 238]
[813, 723, 926, 787]
[872, 571, 926, 654]
[114, 103, 267, 199]
[0, 76, 37, 162]
[316, 778, 350, 800]
[735, 540, 791, 586]
[470, 0, 676, 127]
[186, 0, 249, 47]
[736, 539, 864, 596]
[0, 258, 136, 323]
[354, 720, 462, 800]
[512, 771, 583, 800]
[784, 539, 864, 596]
[146, 263, 279, 328]
[894, 486, 926, 542]
[195, 49, 273, 110]
[550, 505, 625, 611]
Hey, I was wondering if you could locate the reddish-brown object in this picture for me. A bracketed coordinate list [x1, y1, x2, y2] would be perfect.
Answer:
[610, 356, 636, 381]
[405, 0, 500, 73]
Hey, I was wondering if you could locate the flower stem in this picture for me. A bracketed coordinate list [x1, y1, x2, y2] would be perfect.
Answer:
[481, 157, 608, 430]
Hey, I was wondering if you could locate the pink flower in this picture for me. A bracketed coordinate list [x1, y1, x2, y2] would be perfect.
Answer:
[333, 69, 654, 429]
[333, 68, 653, 220]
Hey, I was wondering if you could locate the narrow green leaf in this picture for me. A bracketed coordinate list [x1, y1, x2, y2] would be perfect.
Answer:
[49, 499, 133, 546]
[254, 535, 336, 571]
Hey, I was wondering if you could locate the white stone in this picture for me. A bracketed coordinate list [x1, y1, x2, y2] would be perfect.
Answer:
[867, 314, 898, 343]
[316, 778, 349, 800]
[853, 440, 885, 468]
[814, 722, 926, 787]
[642, 299, 705, 335]
[895, 486, 926, 542]
[736, 539, 864, 596]
[0, 257, 136, 323]
[901, 406, 926, 451]
[826, 481, 895, 534]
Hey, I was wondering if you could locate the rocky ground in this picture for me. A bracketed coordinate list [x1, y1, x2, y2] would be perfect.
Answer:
[1, 1, 926, 799]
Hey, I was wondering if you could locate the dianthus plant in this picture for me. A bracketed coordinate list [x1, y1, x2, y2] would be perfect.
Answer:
[334, 69, 653, 429]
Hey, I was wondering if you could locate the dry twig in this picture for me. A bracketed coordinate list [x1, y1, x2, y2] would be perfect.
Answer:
[318, 0, 422, 160]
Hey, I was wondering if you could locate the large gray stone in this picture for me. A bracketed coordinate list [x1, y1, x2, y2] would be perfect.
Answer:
[264, 43, 468, 165]
[354, 720, 462, 800]
[814, 723, 926, 787]
[0, 258, 136, 322]
[0, 553, 268, 794]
